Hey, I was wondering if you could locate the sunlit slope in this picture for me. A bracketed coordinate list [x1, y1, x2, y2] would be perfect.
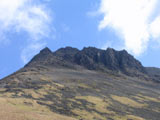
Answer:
[1, 66, 160, 120]
[0, 97, 76, 120]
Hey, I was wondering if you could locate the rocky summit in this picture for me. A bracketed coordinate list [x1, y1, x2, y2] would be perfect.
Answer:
[0, 47, 160, 120]
[28, 47, 146, 75]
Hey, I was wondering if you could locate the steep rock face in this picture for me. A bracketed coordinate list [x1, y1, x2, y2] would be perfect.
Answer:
[104, 48, 146, 75]
[58, 47, 146, 75]
[54, 47, 79, 62]
[74, 47, 103, 70]
[25, 46, 146, 75]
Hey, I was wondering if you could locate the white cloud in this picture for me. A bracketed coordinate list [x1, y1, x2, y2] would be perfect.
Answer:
[0, 0, 52, 63]
[98, 0, 160, 55]
[150, 16, 160, 39]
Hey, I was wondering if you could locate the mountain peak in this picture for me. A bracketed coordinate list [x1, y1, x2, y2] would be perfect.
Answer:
[40, 47, 52, 54]
[25, 47, 54, 67]
[25, 46, 146, 76]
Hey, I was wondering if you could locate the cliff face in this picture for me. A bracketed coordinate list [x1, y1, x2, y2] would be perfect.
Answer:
[73, 47, 146, 75]
[26, 46, 146, 76]
[0, 47, 160, 120]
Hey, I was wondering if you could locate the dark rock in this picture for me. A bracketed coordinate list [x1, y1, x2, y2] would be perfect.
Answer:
[54, 46, 79, 62]
[25, 46, 146, 76]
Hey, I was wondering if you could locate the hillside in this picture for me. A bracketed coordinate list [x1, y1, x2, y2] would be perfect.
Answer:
[0, 47, 160, 120]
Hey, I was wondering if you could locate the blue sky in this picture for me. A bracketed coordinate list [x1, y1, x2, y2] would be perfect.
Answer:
[0, 0, 160, 79]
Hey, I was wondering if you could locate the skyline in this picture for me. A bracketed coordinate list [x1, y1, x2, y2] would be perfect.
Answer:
[0, 0, 160, 79]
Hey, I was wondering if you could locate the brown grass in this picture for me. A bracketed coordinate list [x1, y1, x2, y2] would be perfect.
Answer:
[0, 97, 76, 120]
[111, 95, 147, 108]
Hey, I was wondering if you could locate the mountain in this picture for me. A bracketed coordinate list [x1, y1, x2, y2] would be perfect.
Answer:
[0, 47, 160, 120]
[28, 47, 146, 75]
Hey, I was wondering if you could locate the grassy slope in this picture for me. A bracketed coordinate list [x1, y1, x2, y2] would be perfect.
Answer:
[0, 97, 76, 120]
[0, 66, 160, 120]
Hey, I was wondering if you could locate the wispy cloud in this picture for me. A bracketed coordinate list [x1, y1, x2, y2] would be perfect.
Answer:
[0, 0, 53, 63]
[61, 24, 70, 32]
[98, 0, 160, 55]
